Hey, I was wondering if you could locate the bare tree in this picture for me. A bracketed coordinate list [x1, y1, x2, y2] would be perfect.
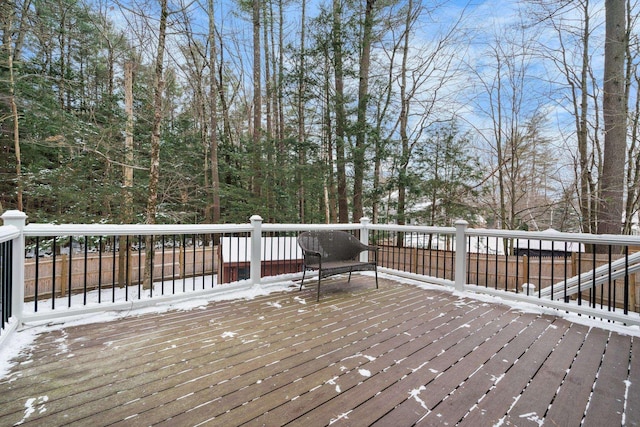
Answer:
[623, 0, 640, 234]
[470, 22, 552, 230]
[144, 0, 169, 288]
[1, 1, 23, 211]
[352, 0, 375, 222]
[394, 1, 465, 228]
[332, 0, 349, 223]
[252, 0, 262, 198]
[208, 0, 221, 224]
[599, 0, 627, 235]
[297, 0, 307, 222]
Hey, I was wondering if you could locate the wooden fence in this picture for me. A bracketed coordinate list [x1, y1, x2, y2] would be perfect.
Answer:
[24, 246, 218, 300]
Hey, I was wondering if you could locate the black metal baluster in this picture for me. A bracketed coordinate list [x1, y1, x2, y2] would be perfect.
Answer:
[112, 236, 117, 303]
[504, 237, 509, 291]
[525, 240, 531, 295]
[624, 246, 629, 315]
[577, 249, 582, 306]
[149, 235, 154, 298]
[83, 236, 88, 305]
[192, 234, 196, 290]
[515, 238, 520, 294]
[592, 249, 597, 309]
[537, 239, 542, 298]
[98, 236, 103, 303]
[606, 245, 612, 311]
[211, 233, 216, 287]
[475, 237, 480, 287]
[492, 236, 497, 289]
[161, 236, 166, 295]
[68, 236, 73, 308]
[484, 237, 489, 288]
[52, 237, 57, 310]
[34, 237, 39, 312]
[172, 235, 177, 293]
[202, 234, 206, 289]
[125, 235, 130, 301]
[137, 235, 142, 299]
[435, 234, 440, 280]
[182, 235, 187, 291]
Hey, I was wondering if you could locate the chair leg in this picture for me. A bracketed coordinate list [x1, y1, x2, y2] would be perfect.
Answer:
[348, 269, 352, 282]
[375, 267, 379, 289]
[300, 268, 306, 291]
[317, 274, 321, 302]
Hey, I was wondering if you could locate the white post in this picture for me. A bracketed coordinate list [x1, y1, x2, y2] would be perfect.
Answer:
[454, 219, 468, 292]
[359, 217, 370, 262]
[1, 210, 27, 323]
[250, 215, 263, 286]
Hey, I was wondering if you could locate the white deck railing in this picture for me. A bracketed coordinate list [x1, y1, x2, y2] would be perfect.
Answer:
[2, 210, 640, 348]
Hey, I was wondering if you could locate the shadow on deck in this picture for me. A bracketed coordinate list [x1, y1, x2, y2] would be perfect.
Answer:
[1, 275, 639, 426]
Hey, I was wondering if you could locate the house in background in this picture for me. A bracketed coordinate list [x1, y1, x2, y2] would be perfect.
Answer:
[512, 229, 585, 257]
[218, 236, 303, 283]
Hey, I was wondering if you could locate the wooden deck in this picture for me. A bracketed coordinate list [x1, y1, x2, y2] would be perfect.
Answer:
[1, 276, 639, 426]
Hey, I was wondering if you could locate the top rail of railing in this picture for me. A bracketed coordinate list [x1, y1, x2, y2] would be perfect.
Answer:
[367, 223, 456, 235]
[19, 222, 640, 247]
[0, 225, 20, 243]
[23, 223, 253, 237]
[262, 223, 361, 232]
[465, 227, 640, 247]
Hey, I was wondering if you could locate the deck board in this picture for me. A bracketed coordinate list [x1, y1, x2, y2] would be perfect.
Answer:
[544, 326, 609, 426]
[0, 276, 638, 426]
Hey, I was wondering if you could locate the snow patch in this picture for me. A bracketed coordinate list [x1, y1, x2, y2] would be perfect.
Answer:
[15, 395, 49, 425]
[358, 369, 371, 377]
[409, 386, 431, 420]
[267, 301, 283, 309]
[329, 411, 351, 425]
[490, 373, 505, 384]
[221, 331, 238, 338]
[623, 379, 632, 425]
[519, 412, 543, 426]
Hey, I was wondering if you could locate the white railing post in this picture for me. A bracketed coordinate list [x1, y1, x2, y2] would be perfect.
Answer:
[359, 217, 370, 262]
[454, 219, 468, 292]
[250, 215, 263, 286]
[1, 210, 27, 323]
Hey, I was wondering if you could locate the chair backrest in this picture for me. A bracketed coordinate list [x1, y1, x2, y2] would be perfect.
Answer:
[298, 231, 365, 262]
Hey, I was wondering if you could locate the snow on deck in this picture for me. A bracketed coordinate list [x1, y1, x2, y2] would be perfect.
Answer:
[0, 276, 638, 426]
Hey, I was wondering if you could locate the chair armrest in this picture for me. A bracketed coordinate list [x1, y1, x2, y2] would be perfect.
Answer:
[302, 249, 322, 258]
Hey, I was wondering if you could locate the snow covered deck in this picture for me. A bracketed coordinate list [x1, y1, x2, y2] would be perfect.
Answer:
[1, 275, 639, 426]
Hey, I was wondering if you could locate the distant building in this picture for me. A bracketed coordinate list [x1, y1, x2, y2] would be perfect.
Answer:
[512, 229, 585, 257]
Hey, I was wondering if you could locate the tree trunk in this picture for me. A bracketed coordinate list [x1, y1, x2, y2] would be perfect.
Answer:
[297, 0, 307, 222]
[119, 61, 135, 288]
[353, 0, 375, 222]
[209, 0, 221, 225]
[123, 61, 135, 224]
[2, 4, 23, 212]
[397, 0, 411, 229]
[577, 2, 595, 233]
[144, 0, 168, 289]
[332, 0, 349, 223]
[599, 0, 627, 235]
[252, 0, 262, 197]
